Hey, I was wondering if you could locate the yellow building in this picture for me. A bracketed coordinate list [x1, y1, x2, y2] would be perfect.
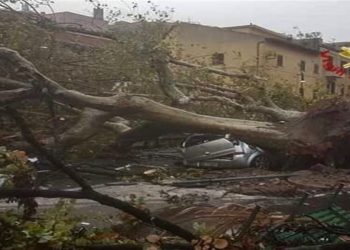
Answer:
[40, 8, 350, 99]
[172, 23, 350, 99]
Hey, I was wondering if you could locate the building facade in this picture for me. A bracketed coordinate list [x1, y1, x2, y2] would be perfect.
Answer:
[172, 23, 350, 99]
[40, 7, 350, 99]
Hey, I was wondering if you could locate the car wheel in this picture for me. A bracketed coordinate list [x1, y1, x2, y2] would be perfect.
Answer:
[250, 155, 271, 170]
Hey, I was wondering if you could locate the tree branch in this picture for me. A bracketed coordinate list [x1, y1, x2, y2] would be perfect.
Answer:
[113, 122, 177, 150]
[0, 188, 89, 199]
[43, 108, 131, 150]
[0, 76, 32, 88]
[0, 88, 36, 105]
[4, 107, 93, 191]
[177, 82, 239, 100]
[169, 58, 265, 80]
[179, 82, 304, 122]
[0, 187, 197, 241]
[153, 57, 190, 105]
[195, 81, 257, 104]
[43, 108, 114, 150]
[0, 47, 288, 149]
[2, 107, 197, 242]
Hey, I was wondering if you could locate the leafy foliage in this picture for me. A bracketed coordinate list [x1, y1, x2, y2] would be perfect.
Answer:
[192, 222, 215, 236]
[0, 199, 137, 250]
[0, 200, 75, 250]
[112, 194, 148, 236]
[86, 0, 175, 23]
[0, 9, 177, 155]
[0, 146, 37, 218]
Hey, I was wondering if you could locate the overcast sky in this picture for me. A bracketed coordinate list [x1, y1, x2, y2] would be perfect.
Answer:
[35, 0, 349, 42]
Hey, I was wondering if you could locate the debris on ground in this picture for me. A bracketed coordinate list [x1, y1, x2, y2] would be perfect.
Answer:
[3, 147, 350, 249]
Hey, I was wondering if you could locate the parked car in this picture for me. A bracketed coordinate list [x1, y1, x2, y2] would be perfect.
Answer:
[180, 134, 272, 169]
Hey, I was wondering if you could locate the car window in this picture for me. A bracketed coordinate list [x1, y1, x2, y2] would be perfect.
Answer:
[182, 134, 224, 147]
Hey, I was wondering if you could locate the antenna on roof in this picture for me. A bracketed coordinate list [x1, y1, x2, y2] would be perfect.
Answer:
[21, 2, 30, 12]
[93, 4, 104, 20]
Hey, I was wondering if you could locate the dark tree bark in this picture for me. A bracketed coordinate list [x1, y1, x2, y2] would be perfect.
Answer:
[42, 108, 130, 150]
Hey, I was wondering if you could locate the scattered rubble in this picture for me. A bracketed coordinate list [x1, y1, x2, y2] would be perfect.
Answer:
[2, 147, 350, 249]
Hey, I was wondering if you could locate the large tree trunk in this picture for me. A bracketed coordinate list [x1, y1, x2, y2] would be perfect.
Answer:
[1, 47, 349, 161]
[42, 108, 131, 150]
[0, 47, 287, 150]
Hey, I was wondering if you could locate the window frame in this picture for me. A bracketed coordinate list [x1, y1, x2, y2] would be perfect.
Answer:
[300, 60, 306, 72]
[277, 54, 283, 67]
[212, 52, 225, 65]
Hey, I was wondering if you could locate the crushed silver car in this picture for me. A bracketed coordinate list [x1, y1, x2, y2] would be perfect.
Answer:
[180, 134, 271, 169]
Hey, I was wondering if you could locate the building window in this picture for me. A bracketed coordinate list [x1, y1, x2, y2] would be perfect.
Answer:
[299, 85, 304, 97]
[341, 85, 345, 96]
[300, 60, 306, 72]
[313, 64, 319, 74]
[327, 78, 336, 94]
[277, 54, 283, 67]
[212, 53, 224, 65]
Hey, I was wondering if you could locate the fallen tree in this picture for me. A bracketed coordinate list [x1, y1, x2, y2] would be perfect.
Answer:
[0, 47, 287, 149]
[1, 4, 350, 250]
[1, 47, 350, 164]
[0, 7, 313, 156]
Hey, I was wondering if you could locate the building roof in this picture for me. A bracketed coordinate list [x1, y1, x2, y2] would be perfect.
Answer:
[223, 24, 289, 40]
[222, 23, 324, 53]
[44, 11, 108, 32]
[322, 42, 350, 52]
[26, 9, 349, 55]
[265, 37, 320, 54]
[45, 11, 92, 19]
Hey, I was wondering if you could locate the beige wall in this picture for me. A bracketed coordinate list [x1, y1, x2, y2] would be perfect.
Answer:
[260, 42, 322, 99]
[173, 23, 264, 73]
[172, 23, 350, 100]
